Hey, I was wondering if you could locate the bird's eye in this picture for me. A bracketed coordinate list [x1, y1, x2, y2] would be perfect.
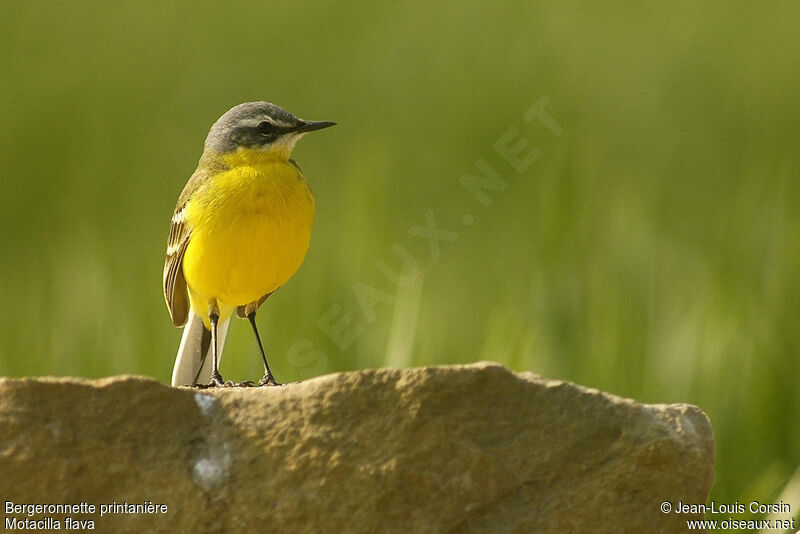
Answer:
[257, 121, 274, 134]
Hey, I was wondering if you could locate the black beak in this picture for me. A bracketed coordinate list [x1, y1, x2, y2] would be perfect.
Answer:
[292, 120, 337, 134]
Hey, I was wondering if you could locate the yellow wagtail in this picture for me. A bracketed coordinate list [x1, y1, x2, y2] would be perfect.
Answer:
[163, 102, 335, 387]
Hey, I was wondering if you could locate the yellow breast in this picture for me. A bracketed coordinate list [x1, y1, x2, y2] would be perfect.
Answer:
[182, 154, 315, 319]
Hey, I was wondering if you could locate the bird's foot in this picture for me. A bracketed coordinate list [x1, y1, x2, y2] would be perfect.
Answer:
[257, 374, 282, 387]
[202, 371, 225, 388]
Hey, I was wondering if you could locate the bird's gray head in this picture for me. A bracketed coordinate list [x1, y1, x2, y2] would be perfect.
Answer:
[204, 101, 335, 156]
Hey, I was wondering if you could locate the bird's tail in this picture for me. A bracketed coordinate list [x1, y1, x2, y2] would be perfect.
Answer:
[171, 309, 230, 387]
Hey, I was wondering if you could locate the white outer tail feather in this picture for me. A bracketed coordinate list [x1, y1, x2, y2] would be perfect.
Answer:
[171, 310, 230, 386]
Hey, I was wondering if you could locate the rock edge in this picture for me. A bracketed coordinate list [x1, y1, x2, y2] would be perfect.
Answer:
[0, 362, 714, 534]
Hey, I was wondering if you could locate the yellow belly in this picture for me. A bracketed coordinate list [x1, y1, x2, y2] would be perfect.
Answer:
[182, 160, 314, 324]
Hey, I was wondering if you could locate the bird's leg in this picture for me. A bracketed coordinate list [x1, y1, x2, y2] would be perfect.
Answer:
[244, 303, 280, 386]
[208, 303, 224, 387]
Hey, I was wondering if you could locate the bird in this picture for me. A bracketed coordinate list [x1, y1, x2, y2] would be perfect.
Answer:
[163, 101, 335, 387]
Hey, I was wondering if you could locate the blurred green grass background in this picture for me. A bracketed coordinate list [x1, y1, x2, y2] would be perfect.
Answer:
[1, 0, 798, 517]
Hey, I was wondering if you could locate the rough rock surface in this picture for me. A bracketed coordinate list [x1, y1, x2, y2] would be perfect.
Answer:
[0, 362, 714, 533]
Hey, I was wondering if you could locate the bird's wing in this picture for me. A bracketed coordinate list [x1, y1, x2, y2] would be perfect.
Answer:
[163, 165, 218, 327]
[163, 203, 191, 327]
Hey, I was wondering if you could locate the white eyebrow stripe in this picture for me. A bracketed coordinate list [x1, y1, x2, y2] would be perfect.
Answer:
[241, 117, 295, 129]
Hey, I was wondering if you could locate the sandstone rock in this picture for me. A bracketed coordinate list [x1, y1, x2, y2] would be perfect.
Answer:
[0, 362, 714, 533]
